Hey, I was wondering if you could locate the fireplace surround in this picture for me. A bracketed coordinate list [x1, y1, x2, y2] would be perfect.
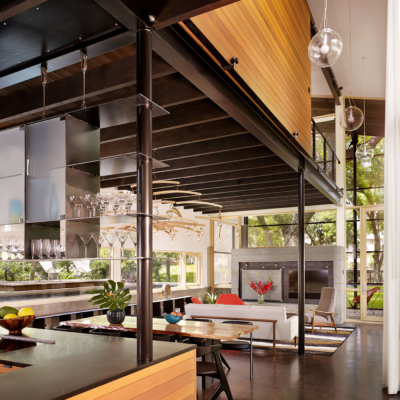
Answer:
[232, 246, 345, 323]
[239, 261, 334, 304]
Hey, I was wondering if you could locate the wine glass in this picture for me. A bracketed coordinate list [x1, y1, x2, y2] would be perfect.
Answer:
[124, 194, 135, 214]
[128, 231, 137, 249]
[70, 196, 83, 218]
[8, 236, 17, 260]
[92, 232, 105, 258]
[116, 231, 129, 258]
[105, 232, 116, 254]
[111, 197, 120, 215]
[16, 237, 24, 260]
[79, 233, 93, 258]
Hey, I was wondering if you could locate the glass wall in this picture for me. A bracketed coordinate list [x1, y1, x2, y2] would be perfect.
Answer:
[214, 220, 236, 285]
[248, 211, 336, 248]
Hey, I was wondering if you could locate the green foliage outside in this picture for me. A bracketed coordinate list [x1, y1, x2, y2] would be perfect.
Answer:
[248, 211, 336, 248]
[346, 285, 383, 310]
[0, 248, 111, 282]
[152, 251, 181, 283]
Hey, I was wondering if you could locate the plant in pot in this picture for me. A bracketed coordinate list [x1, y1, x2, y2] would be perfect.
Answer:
[86, 280, 132, 324]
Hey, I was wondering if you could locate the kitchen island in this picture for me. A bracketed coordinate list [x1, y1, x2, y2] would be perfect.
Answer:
[0, 327, 196, 400]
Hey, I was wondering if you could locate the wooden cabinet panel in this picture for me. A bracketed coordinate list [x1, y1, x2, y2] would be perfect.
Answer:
[191, 0, 312, 154]
[69, 350, 196, 400]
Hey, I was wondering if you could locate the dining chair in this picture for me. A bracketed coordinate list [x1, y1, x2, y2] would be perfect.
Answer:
[196, 344, 233, 400]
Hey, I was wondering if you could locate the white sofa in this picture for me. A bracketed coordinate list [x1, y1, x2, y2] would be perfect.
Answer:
[184, 303, 298, 341]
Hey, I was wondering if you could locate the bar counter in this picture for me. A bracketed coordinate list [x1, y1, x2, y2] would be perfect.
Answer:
[0, 327, 196, 400]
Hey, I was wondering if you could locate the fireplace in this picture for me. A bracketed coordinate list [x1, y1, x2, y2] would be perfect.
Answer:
[239, 261, 333, 304]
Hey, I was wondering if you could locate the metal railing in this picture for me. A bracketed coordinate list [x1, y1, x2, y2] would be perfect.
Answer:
[311, 119, 340, 185]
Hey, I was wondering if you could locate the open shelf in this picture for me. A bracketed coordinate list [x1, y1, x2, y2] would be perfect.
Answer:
[68, 94, 169, 129]
[67, 152, 168, 177]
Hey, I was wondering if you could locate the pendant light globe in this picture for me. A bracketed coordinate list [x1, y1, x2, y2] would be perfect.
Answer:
[339, 105, 364, 131]
[355, 143, 374, 168]
[309, 28, 343, 68]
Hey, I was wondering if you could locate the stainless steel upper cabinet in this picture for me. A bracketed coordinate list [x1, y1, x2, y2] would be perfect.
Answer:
[26, 118, 66, 223]
[26, 116, 100, 223]
[0, 126, 25, 225]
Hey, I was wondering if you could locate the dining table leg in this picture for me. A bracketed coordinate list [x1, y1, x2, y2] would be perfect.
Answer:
[250, 332, 253, 380]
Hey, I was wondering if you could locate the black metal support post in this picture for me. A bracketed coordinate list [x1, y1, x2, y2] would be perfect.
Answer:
[241, 216, 248, 248]
[298, 156, 306, 355]
[352, 133, 358, 303]
[136, 27, 153, 363]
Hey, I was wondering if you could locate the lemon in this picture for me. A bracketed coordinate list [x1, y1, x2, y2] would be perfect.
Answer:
[4, 314, 18, 319]
[18, 307, 34, 317]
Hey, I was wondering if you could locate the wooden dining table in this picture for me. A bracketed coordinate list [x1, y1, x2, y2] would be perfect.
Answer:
[61, 315, 259, 380]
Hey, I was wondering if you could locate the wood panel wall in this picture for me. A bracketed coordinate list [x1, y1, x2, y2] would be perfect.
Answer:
[69, 350, 196, 400]
[191, 0, 312, 154]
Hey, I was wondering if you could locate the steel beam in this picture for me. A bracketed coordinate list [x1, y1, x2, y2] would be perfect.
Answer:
[136, 27, 153, 363]
[298, 156, 306, 355]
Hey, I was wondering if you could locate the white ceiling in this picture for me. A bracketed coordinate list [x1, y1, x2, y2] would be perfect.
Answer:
[307, 0, 387, 99]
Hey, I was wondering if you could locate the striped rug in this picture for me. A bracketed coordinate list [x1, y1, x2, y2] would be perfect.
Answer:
[225, 326, 355, 356]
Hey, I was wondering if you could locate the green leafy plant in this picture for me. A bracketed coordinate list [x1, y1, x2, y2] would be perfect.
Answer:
[85, 280, 132, 311]
[204, 292, 218, 304]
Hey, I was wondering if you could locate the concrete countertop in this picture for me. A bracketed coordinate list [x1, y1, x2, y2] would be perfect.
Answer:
[0, 327, 195, 400]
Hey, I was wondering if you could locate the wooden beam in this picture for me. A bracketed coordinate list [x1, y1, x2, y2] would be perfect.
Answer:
[200, 199, 332, 214]
[147, 173, 299, 193]
[0, 50, 175, 126]
[113, 165, 296, 189]
[173, 187, 320, 203]
[0, 0, 47, 22]
[101, 156, 286, 187]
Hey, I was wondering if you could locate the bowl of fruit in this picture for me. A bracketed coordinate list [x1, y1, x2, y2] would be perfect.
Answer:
[0, 307, 35, 336]
[164, 310, 183, 324]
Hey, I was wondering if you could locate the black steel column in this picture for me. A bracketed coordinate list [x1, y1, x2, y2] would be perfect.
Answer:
[136, 27, 153, 363]
[352, 133, 358, 302]
[241, 216, 249, 248]
[298, 156, 305, 355]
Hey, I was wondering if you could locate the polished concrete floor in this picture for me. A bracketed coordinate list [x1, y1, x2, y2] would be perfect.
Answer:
[198, 323, 397, 400]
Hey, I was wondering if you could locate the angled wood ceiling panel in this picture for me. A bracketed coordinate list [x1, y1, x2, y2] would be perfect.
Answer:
[191, 0, 312, 154]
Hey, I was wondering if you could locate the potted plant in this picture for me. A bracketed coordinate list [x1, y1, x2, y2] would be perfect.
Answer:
[86, 280, 132, 324]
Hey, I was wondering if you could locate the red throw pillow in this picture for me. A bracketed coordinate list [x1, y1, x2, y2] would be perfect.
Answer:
[216, 294, 245, 305]
[191, 297, 202, 304]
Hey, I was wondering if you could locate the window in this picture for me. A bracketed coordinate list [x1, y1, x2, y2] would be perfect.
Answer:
[346, 135, 385, 206]
[185, 254, 200, 285]
[213, 220, 236, 285]
[152, 251, 182, 287]
[247, 211, 336, 248]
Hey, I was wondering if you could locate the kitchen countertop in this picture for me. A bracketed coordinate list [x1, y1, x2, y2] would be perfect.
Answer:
[0, 327, 196, 400]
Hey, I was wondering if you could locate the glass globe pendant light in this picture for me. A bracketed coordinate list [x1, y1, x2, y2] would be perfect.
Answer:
[340, 0, 363, 131]
[308, 0, 343, 68]
[355, 57, 374, 168]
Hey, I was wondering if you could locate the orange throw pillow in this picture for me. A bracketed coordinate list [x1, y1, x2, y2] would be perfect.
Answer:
[191, 297, 202, 304]
[216, 294, 246, 305]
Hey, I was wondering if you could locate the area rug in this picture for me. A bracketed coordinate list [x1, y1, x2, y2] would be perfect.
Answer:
[226, 326, 356, 356]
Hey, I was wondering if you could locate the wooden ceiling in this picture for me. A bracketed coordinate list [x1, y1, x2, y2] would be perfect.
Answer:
[312, 97, 385, 138]
[1, 42, 333, 214]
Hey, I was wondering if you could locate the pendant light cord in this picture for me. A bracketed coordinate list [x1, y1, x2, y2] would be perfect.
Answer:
[320, 0, 329, 31]
[362, 56, 367, 146]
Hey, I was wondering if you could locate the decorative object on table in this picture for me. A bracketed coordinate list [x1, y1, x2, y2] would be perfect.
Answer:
[204, 292, 218, 304]
[308, 0, 343, 68]
[85, 280, 132, 324]
[243, 273, 273, 304]
[162, 283, 171, 297]
[0, 306, 35, 336]
[164, 314, 182, 324]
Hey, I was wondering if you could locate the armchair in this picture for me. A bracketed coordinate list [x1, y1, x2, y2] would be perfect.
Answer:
[305, 287, 337, 333]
